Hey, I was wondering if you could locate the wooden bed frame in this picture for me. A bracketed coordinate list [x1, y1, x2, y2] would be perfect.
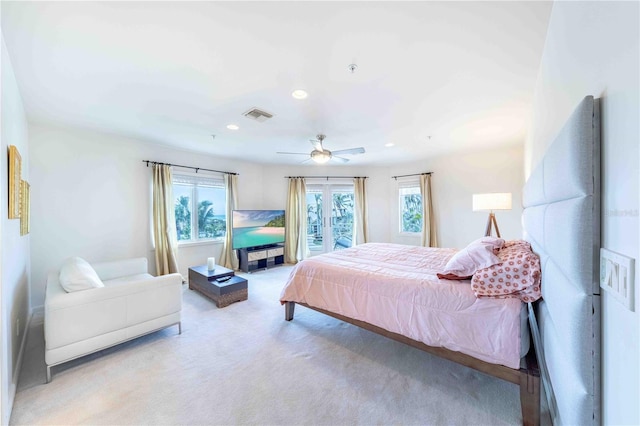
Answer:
[283, 301, 540, 426]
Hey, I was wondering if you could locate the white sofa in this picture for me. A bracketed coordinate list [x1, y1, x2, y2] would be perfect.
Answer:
[45, 257, 182, 382]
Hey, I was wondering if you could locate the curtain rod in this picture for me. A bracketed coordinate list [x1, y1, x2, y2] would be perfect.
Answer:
[391, 172, 432, 180]
[142, 160, 238, 175]
[284, 176, 368, 180]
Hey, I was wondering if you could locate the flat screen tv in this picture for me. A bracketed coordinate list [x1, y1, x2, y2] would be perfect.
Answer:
[232, 209, 285, 250]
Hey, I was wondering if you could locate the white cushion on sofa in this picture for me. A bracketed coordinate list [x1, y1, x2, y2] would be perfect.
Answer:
[59, 257, 104, 292]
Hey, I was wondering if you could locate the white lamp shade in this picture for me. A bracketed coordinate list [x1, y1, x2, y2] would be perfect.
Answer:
[472, 193, 512, 211]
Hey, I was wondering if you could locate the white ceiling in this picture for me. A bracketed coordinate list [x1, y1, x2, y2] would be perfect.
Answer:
[1, 1, 552, 166]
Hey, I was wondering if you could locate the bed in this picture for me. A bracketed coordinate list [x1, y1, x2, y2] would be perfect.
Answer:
[281, 242, 541, 424]
[281, 95, 600, 426]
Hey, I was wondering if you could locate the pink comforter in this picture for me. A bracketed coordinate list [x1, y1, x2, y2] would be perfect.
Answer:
[280, 243, 523, 369]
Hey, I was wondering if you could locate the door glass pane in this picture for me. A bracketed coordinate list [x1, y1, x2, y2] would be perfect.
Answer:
[306, 190, 323, 252]
[331, 190, 354, 250]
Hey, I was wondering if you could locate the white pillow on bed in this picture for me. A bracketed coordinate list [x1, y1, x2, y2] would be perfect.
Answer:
[438, 237, 504, 279]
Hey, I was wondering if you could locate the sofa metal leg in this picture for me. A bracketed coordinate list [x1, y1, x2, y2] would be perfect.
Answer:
[178, 322, 182, 335]
[46, 365, 51, 383]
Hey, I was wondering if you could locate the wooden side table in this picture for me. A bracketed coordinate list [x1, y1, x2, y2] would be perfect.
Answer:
[188, 265, 248, 308]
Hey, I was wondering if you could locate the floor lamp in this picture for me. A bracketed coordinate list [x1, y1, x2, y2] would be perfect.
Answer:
[472, 193, 512, 238]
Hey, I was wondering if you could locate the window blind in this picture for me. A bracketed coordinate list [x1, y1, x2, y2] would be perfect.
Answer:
[173, 174, 223, 187]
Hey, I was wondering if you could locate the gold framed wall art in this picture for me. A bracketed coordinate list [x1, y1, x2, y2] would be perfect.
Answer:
[20, 180, 30, 236]
[9, 145, 22, 219]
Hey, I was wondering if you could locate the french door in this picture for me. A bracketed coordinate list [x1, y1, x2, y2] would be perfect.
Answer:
[306, 184, 354, 254]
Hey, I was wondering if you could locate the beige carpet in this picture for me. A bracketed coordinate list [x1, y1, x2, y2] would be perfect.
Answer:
[11, 266, 547, 425]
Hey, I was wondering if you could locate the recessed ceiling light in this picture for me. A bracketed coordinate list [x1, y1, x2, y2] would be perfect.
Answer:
[226, 124, 239, 130]
[291, 89, 308, 100]
[385, 143, 395, 147]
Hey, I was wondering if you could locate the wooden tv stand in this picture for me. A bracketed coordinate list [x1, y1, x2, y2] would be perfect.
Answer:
[238, 244, 284, 273]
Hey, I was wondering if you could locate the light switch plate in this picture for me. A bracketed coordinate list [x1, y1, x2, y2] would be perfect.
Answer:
[600, 248, 635, 311]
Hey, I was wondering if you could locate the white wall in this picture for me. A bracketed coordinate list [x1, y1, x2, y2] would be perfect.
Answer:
[525, 2, 639, 424]
[1, 36, 30, 425]
[28, 124, 266, 307]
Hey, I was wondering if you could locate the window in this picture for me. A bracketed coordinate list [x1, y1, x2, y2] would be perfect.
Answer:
[399, 183, 423, 233]
[173, 174, 226, 243]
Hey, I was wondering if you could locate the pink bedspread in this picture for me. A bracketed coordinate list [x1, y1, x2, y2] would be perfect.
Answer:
[280, 243, 523, 369]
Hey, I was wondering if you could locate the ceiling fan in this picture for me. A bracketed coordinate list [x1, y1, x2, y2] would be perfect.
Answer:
[277, 134, 365, 164]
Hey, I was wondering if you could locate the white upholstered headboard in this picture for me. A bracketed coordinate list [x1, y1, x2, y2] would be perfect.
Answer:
[523, 96, 600, 425]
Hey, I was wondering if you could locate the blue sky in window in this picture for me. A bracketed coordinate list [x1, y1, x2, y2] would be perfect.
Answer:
[199, 186, 226, 218]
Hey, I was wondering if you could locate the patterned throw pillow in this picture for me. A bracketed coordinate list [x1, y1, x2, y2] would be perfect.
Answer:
[471, 240, 541, 303]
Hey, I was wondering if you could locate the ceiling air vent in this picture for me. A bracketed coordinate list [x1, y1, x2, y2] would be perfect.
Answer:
[243, 108, 274, 123]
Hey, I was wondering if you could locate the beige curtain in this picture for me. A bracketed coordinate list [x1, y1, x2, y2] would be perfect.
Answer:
[284, 177, 308, 263]
[419, 174, 438, 247]
[353, 177, 369, 245]
[220, 173, 239, 270]
[152, 164, 180, 275]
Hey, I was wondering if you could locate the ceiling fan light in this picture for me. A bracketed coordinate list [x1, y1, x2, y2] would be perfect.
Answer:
[311, 150, 331, 164]
[291, 89, 308, 100]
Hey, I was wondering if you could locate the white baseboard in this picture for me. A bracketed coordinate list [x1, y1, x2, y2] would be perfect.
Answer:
[31, 305, 44, 322]
[6, 310, 33, 424]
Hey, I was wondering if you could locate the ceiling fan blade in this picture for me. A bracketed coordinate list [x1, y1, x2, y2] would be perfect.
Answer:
[277, 152, 309, 155]
[332, 156, 349, 163]
[310, 140, 324, 152]
[332, 147, 365, 156]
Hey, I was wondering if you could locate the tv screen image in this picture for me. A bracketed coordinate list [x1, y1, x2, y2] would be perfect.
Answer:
[232, 210, 285, 250]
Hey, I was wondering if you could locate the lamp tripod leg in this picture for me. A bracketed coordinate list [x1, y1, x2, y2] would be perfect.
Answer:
[484, 213, 493, 237]
[491, 214, 501, 238]
[484, 212, 502, 238]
